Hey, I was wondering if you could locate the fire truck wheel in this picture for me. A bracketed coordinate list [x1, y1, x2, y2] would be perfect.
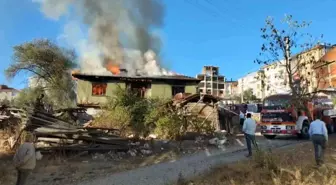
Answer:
[264, 135, 276, 139]
[300, 123, 310, 139]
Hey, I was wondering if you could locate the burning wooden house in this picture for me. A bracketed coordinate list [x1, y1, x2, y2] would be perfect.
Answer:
[72, 69, 201, 107]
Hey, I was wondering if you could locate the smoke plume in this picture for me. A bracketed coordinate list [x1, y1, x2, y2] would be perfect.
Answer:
[33, 0, 173, 76]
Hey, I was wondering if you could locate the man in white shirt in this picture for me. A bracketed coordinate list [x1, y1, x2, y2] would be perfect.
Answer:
[13, 133, 38, 185]
[296, 110, 308, 132]
[239, 110, 245, 127]
[243, 113, 258, 157]
[308, 111, 328, 166]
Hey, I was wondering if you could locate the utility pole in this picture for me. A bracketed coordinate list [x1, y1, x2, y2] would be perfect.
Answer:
[241, 78, 244, 103]
[284, 36, 297, 94]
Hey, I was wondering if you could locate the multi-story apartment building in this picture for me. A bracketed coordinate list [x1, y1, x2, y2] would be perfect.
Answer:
[196, 66, 226, 97]
[260, 60, 291, 97]
[224, 79, 238, 97]
[238, 72, 263, 99]
[238, 44, 330, 100]
[313, 45, 336, 89]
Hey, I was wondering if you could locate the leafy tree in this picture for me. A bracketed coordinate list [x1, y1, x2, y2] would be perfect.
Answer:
[255, 15, 328, 112]
[6, 39, 77, 108]
[243, 88, 257, 102]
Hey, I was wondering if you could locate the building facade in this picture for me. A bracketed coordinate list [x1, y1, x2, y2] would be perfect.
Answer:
[0, 85, 19, 101]
[313, 46, 336, 89]
[238, 72, 263, 99]
[196, 66, 226, 97]
[72, 73, 200, 106]
[238, 44, 330, 100]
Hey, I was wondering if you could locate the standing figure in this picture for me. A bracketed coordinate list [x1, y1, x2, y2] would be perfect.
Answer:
[239, 110, 245, 128]
[243, 113, 258, 157]
[34, 94, 45, 112]
[309, 111, 328, 167]
[13, 134, 38, 185]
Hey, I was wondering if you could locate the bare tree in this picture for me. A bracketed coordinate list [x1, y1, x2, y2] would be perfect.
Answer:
[255, 15, 329, 115]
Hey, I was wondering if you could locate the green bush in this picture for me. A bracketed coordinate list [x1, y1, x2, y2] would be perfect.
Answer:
[92, 106, 132, 136]
[93, 86, 215, 139]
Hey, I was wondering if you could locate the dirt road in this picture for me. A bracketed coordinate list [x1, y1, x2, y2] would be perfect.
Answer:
[78, 136, 305, 185]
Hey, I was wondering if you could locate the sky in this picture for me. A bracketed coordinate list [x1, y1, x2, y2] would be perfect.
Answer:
[1, 0, 336, 89]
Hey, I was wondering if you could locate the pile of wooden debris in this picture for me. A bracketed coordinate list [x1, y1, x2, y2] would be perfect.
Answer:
[0, 106, 130, 153]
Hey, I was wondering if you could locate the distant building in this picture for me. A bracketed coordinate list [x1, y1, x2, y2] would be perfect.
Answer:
[314, 46, 336, 89]
[238, 44, 330, 99]
[238, 72, 263, 99]
[224, 79, 238, 97]
[196, 66, 225, 97]
[0, 85, 19, 101]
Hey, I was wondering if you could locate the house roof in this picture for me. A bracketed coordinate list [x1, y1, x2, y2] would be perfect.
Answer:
[72, 72, 201, 83]
[0, 85, 19, 92]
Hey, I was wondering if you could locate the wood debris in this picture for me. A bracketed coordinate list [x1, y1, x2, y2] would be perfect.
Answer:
[0, 106, 130, 153]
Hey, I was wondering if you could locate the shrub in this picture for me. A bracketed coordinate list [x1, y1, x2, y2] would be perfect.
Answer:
[93, 86, 216, 140]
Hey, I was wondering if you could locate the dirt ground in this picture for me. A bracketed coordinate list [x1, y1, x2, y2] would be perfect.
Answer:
[0, 135, 242, 185]
[183, 135, 336, 185]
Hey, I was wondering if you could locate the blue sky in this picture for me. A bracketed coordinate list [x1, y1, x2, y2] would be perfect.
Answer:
[1, 0, 336, 89]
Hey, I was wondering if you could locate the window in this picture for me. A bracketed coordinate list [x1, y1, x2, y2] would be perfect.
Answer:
[172, 86, 185, 96]
[218, 84, 225, 89]
[200, 89, 204, 93]
[92, 83, 107, 96]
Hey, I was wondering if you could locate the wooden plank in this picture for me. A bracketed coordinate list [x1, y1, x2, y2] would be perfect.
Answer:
[77, 136, 129, 145]
[37, 137, 75, 144]
[37, 144, 128, 151]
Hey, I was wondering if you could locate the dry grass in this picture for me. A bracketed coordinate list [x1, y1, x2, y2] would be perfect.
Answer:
[187, 137, 336, 185]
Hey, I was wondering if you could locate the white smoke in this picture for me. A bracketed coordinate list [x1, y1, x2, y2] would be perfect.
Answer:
[33, 0, 174, 76]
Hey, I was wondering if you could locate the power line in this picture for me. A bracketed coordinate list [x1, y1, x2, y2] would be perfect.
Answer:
[184, 0, 246, 30]
[184, 0, 220, 18]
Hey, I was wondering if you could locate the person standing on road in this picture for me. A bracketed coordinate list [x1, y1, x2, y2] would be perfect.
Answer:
[243, 113, 258, 157]
[239, 110, 245, 128]
[309, 111, 328, 167]
[296, 110, 308, 132]
[13, 133, 39, 185]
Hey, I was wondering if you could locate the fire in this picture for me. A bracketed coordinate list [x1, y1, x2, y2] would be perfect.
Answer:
[106, 62, 120, 75]
[71, 69, 80, 80]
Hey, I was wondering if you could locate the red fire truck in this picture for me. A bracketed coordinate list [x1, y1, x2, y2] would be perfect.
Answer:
[259, 94, 336, 139]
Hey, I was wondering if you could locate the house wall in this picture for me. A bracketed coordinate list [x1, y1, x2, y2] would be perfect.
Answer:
[0, 91, 17, 101]
[76, 79, 199, 104]
[76, 80, 125, 105]
[185, 85, 197, 94]
[151, 83, 172, 99]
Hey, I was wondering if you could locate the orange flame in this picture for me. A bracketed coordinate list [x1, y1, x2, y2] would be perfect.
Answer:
[106, 61, 120, 75]
[71, 69, 80, 80]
